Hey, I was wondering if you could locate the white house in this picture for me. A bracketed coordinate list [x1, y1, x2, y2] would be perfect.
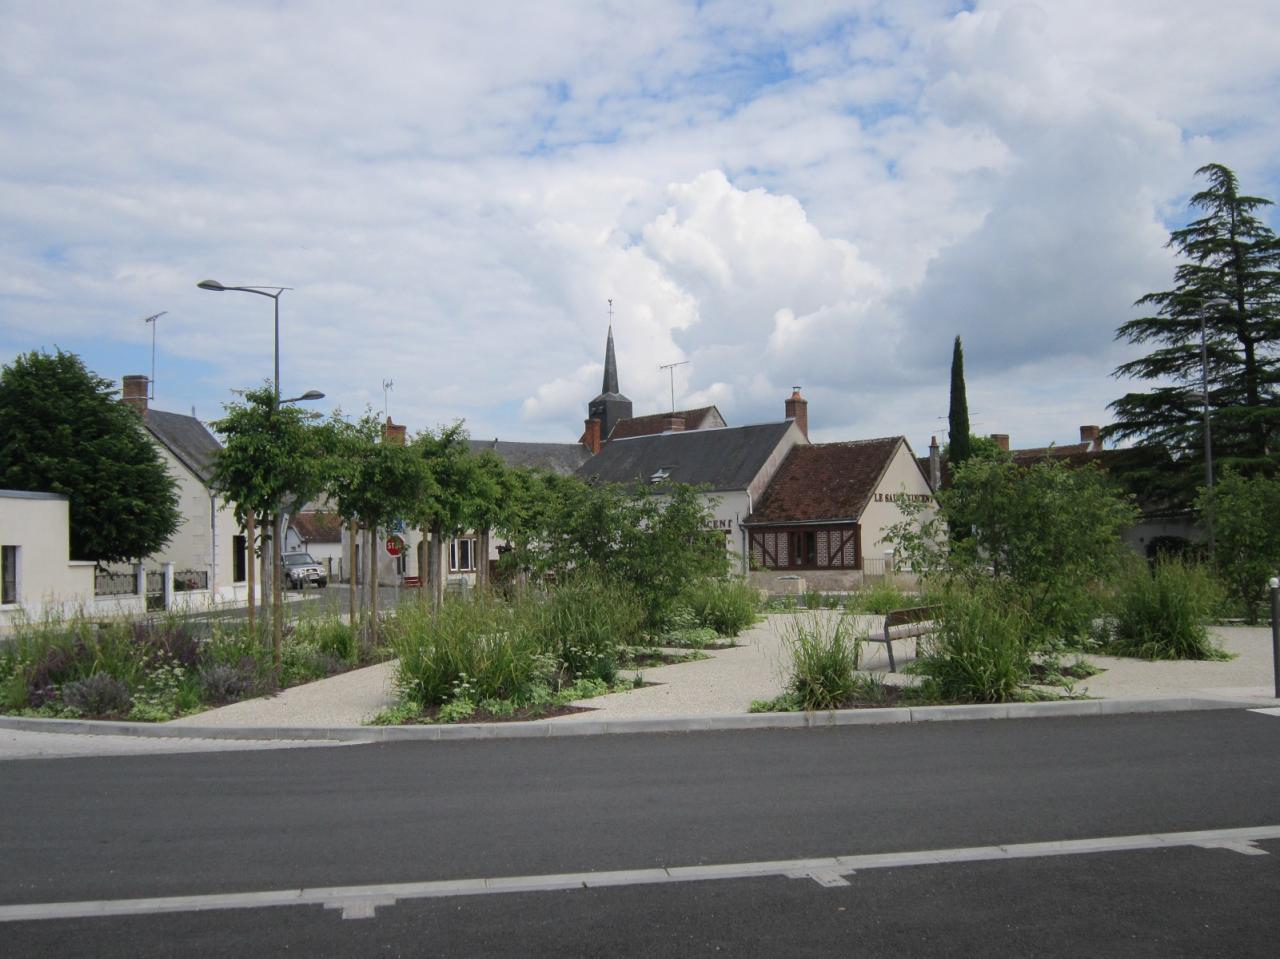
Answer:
[0, 490, 101, 631]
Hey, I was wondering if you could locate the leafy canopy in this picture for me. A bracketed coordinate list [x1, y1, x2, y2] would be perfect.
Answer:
[1197, 469, 1280, 623]
[0, 349, 180, 563]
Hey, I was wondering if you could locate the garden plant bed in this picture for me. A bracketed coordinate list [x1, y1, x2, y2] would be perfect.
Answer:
[618, 649, 710, 668]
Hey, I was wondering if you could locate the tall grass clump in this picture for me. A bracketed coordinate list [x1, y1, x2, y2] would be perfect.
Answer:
[680, 577, 760, 637]
[1105, 557, 1226, 660]
[387, 593, 552, 708]
[849, 580, 911, 615]
[545, 574, 644, 683]
[783, 612, 864, 709]
[912, 585, 1030, 703]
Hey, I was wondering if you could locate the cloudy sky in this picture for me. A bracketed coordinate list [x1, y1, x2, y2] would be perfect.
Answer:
[3, 0, 1278, 454]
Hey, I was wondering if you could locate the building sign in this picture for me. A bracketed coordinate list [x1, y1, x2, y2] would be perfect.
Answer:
[704, 518, 734, 530]
[872, 492, 933, 504]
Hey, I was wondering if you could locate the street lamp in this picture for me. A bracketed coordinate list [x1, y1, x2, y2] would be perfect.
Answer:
[1197, 296, 1232, 559]
[197, 280, 292, 402]
[198, 278, 316, 665]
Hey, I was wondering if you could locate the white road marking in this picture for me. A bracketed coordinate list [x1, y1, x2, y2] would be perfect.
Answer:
[1249, 707, 1280, 717]
[1, 825, 1275, 923]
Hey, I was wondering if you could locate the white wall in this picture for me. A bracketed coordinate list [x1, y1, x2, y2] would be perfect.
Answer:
[0, 491, 97, 631]
[858, 440, 938, 569]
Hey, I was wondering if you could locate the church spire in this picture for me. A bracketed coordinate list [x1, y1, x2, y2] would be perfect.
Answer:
[602, 324, 619, 395]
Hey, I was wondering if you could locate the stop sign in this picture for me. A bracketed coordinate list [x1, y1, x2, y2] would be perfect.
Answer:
[385, 535, 404, 557]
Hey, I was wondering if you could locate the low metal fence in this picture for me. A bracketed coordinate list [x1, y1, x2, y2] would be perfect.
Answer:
[174, 569, 209, 592]
[94, 570, 137, 597]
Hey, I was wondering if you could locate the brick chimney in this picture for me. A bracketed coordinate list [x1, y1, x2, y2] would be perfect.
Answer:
[581, 417, 602, 455]
[1080, 424, 1101, 452]
[784, 387, 808, 439]
[929, 435, 941, 491]
[383, 417, 407, 446]
[122, 375, 149, 414]
[991, 433, 1010, 453]
[663, 415, 685, 433]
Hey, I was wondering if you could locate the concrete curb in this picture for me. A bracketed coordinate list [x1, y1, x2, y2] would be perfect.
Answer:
[0, 696, 1258, 744]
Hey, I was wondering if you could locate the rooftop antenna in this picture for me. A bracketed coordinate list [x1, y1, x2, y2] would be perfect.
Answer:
[382, 379, 394, 419]
[142, 311, 166, 401]
[659, 360, 689, 413]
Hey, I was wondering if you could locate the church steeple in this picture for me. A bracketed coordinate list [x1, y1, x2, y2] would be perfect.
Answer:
[587, 300, 632, 442]
[602, 325, 620, 396]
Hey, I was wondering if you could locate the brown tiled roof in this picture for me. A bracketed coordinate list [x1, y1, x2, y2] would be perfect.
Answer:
[747, 437, 904, 525]
[291, 512, 344, 543]
[608, 406, 723, 440]
[1011, 442, 1092, 462]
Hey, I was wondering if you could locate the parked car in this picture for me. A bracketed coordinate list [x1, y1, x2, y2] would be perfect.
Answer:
[281, 551, 328, 589]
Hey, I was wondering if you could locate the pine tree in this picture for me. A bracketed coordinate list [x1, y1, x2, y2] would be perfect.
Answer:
[948, 335, 972, 470]
[1106, 163, 1280, 501]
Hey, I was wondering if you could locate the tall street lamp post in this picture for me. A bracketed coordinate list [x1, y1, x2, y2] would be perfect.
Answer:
[1199, 297, 1231, 558]
[198, 279, 321, 661]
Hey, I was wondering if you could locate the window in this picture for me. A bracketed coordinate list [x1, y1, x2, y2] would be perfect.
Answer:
[233, 535, 247, 583]
[749, 526, 860, 571]
[449, 538, 477, 572]
[1, 545, 17, 605]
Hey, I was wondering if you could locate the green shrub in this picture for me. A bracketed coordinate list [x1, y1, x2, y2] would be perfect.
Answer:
[198, 662, 260, 704]
[387, 593, 553, 708]
[660, 626, 721, 649]
[293, 616, 357, 665]
[60, 673, 131, 717]
[1105, 557, 1226, 660]
[681, 578, 760, 636]
[911, 585, 1031, 703]
[782, 612, 864, 710]
[545, 574, 644, 683]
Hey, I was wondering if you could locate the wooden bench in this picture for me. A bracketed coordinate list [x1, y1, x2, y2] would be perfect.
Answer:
[402, 575, 421, 588]
[874, 605, 940, 672]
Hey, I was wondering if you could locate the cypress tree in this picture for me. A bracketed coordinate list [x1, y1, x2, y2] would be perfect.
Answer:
[948, 335, 972, 470]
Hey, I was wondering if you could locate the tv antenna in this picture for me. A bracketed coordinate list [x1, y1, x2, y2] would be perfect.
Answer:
[382, 379, 394, 418]
[142, 311, 167, 401]
[658, 360, 689, 413]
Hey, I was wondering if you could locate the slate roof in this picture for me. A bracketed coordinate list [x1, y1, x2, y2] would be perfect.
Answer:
[747, 437, 905, 525]
[143, 409, 222, 486]
[575, 421, 796, 491]
[291, 512, 344, 544]
[608, 406, 726, 440]
[468, 439, 591, 475]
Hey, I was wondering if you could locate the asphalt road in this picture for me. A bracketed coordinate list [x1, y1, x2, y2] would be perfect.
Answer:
[3, 710, 1279, 956]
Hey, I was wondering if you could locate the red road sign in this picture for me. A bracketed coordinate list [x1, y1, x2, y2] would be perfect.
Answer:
[385, 535, 404, 557]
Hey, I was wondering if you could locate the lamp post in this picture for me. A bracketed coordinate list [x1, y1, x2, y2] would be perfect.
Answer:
[198, 279, 319, 664]
[1199, 297, 1231, 558]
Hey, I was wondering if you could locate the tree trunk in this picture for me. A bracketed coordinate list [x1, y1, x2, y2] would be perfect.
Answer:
[477, 528, 490, 590]
[258, 517, 271, 625]
[271, 512, 284, 677]
[430, 525, 446, 608]
[368, 524, 380, 650]
[245, 513, 256, 634]
[418, 532, 428, 603]
[348, 519, 359, 632]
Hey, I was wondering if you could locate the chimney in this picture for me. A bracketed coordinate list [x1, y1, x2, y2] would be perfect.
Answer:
[1080, 424, 1101, 452]
[929, 435, 941, 491]
[785, 387, 809, 440]
[382, 416, 407, 446]
[122, 375, 149, 414]
[581, 417, 602, 455]
[991, 433, 1010, 452]
[663, 415, 685, 433]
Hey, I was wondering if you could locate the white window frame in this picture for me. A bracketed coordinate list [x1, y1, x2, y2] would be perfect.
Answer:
[1, 544, 18, 606]
[449, 537, 477, 573]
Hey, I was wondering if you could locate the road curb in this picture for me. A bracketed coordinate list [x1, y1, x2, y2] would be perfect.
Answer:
[0, 696, 1257, 744]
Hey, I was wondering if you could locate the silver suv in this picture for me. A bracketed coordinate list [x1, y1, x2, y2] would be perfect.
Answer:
[282, 551, 328, 589]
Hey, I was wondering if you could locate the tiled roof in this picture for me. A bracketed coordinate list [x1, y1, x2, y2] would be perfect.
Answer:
[291, 512, 344, 543]
[143, 408, 222, 486]
[468, 439, 591, 475]
[576, 421, 796, 491]
[1011, 442, 1092, 462]
[608, 406, 725, 440]
[747, 437, 904, 525]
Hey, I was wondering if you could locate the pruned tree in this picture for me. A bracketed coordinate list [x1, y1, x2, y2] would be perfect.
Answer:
[1107, 163, 1280, 503]
[211, 386, 325, 671]
[947, 335, 972, 471]
[0, 349, 180, 564]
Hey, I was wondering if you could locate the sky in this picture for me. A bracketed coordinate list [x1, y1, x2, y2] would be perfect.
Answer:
[3, 0, 1279, 455]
